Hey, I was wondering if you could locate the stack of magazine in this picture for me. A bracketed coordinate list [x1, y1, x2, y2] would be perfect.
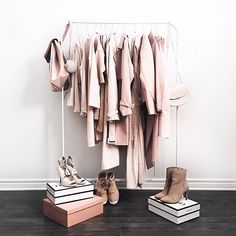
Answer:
[47, 180, 94, 204]
[148, 195, 200, 224]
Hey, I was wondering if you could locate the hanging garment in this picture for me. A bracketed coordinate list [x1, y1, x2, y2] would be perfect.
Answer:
[118, 34, 134, 116]
[155, 36, 170, 138]
[79, 39, 90, 117]
[149, 32, 170, 137]
[139, 34, 157, 169]
[101, 79, 120, 170]
[139, 35, 157, 115]
[144, 33, 170, 169]
[106, 34, 120, 144]
[126, 36, 146, 188]
[73, 45, 82, 113]
[94, 36, 106, 142]
[101, 34, 120, 170]
[95, 35, 107, 142]
[87, 34, 101, 147]
[115, 34, 134, 146]
[44, 39, 69, 91]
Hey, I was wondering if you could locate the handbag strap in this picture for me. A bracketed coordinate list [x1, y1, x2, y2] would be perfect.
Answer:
[61, 21, 73, 60]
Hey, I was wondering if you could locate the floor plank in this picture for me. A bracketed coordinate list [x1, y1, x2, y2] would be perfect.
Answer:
[0, 190, 235, 235]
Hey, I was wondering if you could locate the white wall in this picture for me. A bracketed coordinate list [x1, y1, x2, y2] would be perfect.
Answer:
[0, 0, 236, 190]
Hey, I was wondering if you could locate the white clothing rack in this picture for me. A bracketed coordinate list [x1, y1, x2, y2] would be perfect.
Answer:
[61, 21, 180, 167]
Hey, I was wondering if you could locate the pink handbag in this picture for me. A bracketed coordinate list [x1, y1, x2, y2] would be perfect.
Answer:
[44, 39, 69, 92]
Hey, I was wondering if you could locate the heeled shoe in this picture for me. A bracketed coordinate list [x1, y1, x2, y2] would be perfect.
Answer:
[160, 167, 189, 204]
[57, 157, 76, 187]
[107, 172, 119, 205]
[155, 167, 176, 199]
[66, 156, 86, 185]
[96, 172, 108, 205]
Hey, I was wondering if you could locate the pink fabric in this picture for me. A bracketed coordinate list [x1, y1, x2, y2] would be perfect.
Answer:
[44, 39, 69, 92]
[74, 45, 82, 113]
[139, 35, 156, 115]
[115, 35, 134, 146]
[79, 39, 90, 117]
[118, 34, 134, 116]
[156, 36, 170, 138]
[126, 36, 146, 188]
[101, 34, 120, 170]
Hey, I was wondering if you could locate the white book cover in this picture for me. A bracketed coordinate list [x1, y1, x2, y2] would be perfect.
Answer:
[47, 190, 94, 205]
[47, 180, 94, 197]
[148, 204, 200, 224]
[148, 196, 200, 217]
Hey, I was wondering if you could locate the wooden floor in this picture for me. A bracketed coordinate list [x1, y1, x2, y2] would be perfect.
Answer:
[0, 190, 236, 236]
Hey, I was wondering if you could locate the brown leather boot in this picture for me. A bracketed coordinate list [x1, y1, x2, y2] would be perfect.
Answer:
[107, 172, 119, 205]
[155, 167, 176, 199]
[160, 168, 189, 204]
[96, 172, 108, 205]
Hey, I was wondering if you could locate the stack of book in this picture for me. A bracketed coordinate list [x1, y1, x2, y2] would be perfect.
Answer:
[148, 196, 200, 224]
[43, 180, 104, 227]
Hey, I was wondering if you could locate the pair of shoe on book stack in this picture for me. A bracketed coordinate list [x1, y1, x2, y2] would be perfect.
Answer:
[148, 167, 200, 225]
[155, 167, 189, 204]
[46, 156, 94, 205]
[57, 156, 85, 186]
[96, 171, 119, 205]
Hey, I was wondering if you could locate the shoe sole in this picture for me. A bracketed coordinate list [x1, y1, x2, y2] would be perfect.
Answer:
[109, 200, 118, 205]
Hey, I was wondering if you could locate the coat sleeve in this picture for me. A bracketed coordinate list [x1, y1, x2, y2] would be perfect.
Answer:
[88, 40, 100, 109]
[156, 38, 170, 138]
[139, 36, 156, 115]
[119, 38, 134, 116]
[107, 41, 119, 121]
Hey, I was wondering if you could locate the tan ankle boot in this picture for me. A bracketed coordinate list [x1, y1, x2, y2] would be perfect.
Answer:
[160, 168, 189, 204]
[96, 172, 108, 205]
[155, 167, 176, 199]
[107, 172, 119, 205]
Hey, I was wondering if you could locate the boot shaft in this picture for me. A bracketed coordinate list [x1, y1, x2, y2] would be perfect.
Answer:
[164, 167, 176, 188]
[171, 167, 187, 184]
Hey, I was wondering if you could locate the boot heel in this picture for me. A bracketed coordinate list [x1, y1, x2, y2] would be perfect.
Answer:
[184, 189, 189, 200]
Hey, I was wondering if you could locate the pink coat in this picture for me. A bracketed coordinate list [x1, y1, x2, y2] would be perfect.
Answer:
[101, 34, 120, 170]
[115, 34, 134, 146]
[141, 33, 170, 169]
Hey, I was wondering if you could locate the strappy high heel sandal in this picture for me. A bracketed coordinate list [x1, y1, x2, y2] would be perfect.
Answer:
[96, 172, 108, 205]
[66, 156, 86, 185]
[57, 157, 76, 187]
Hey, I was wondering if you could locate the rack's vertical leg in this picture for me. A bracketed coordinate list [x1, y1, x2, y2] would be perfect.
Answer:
[62, 87, 65, 157]
[176, 106, 179, 167]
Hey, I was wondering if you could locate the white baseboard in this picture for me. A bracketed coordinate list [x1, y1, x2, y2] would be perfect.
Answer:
[0, 178, 236, 191]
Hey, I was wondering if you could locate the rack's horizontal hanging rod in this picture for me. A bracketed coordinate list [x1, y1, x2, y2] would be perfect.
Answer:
[70, 21, 178, 36]
[71, 21, 176, 29]
[71, 21, 170, 25]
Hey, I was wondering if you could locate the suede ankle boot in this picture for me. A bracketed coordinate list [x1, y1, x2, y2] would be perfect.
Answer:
[107, 172, 119, 205]
[96, 172, 108, 205]
[155, 167, 176, 199]
[160, 168, 189, 204]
